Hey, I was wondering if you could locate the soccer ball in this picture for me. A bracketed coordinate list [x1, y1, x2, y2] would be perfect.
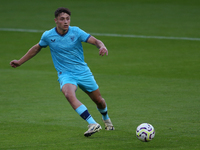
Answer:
[136, 123, 155, 142]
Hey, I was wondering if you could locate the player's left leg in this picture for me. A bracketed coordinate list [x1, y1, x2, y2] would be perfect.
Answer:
[77, 69, 114, 130]
[86, 89, 115, 130]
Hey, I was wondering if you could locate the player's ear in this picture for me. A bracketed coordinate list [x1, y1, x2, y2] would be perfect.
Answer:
[54, 18, 57, 23]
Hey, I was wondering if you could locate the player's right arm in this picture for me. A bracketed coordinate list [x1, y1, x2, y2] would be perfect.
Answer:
[10, 43, 42, 68]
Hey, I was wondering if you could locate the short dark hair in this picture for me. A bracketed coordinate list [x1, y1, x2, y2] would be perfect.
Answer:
[55, 7, 71, 18]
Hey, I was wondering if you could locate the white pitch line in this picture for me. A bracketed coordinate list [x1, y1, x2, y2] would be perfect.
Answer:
[0, 28, 200, 41]
[0, 28, 44, 33]
[91, 33, 200, 41]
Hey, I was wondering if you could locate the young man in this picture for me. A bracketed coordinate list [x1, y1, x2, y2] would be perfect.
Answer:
[10, 7, 114, 137]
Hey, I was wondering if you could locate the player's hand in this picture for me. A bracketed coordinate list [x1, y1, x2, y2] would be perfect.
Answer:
[99, 47, 108, 56]
[10, 60, 21, 68]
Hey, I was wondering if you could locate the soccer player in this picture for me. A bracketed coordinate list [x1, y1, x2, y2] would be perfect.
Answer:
[10, 7, 114, 137]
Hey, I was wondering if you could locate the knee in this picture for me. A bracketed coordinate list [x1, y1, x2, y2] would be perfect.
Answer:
[62, 84, 77, 101]
[63, 91, 75, 101]
[95, 97, 106, 108]
[92, 95, 104, 103]
[99, 97, 105, 104]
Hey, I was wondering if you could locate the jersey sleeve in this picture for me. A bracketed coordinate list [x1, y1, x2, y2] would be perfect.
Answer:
[77, 27, 91, 42]
[39, 31, 48, 48]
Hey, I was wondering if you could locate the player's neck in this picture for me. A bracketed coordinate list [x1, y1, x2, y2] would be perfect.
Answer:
[56, 27, 68, 35]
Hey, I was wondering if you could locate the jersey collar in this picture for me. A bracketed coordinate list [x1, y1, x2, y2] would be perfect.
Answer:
[55, 26, 70, 36]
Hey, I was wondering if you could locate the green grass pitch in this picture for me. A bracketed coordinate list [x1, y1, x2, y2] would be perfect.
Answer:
[0, 0, 200, 149]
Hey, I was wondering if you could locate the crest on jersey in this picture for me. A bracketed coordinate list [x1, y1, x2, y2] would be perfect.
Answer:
[70, 36, 75, 42]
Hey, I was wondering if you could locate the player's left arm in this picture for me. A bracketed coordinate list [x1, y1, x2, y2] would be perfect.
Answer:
[87, 36, 108, 56]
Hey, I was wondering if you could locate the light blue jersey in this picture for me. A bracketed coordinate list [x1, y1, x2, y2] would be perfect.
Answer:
[39, 26, 91, 74]
[39, 26, 98, 92]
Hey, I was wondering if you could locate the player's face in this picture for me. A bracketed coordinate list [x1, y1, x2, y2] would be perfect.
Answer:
[55, 12, 71, 34]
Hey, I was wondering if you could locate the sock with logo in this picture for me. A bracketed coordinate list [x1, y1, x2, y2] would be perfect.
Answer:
[75, 104, 97, 124]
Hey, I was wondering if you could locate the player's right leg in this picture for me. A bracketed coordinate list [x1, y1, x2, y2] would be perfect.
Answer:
[61, 83, 82, 110]
[61, 83, 101, 136]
